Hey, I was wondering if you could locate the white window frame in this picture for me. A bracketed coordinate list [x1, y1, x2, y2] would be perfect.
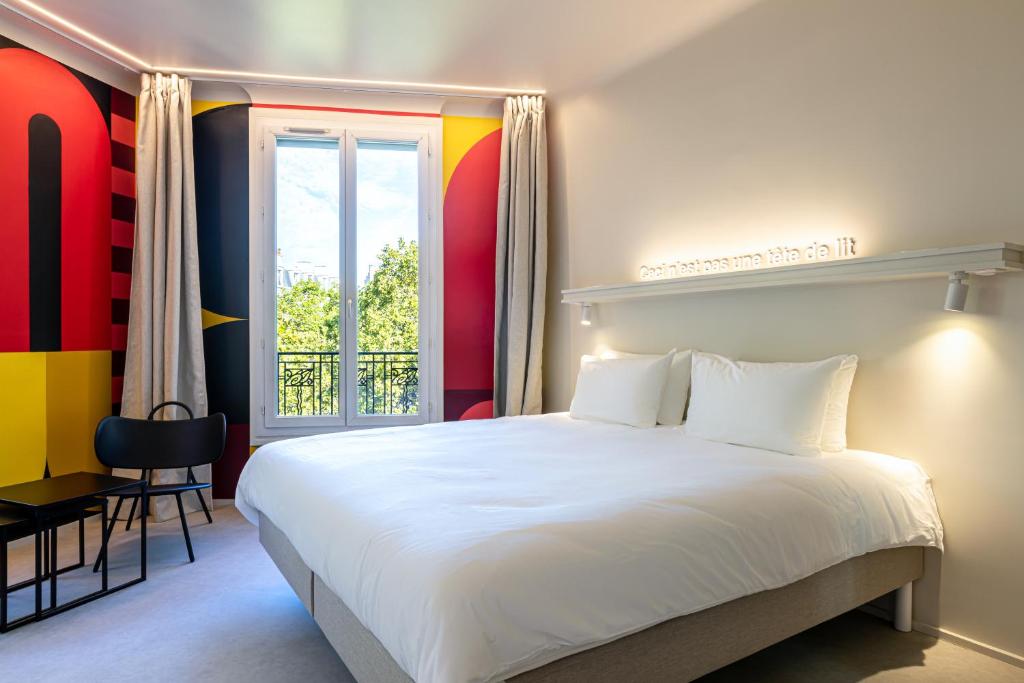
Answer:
[248, 108, 443, 443]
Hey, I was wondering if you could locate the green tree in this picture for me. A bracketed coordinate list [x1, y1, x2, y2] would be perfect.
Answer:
[276, 279, 341, 416]
[276, 278, 340, 352]
[275, 239, 419, 416]
[357, 239, 419, 415]
[357, 238, 418, 352]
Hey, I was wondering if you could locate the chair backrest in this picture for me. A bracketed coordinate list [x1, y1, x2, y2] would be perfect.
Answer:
[94, 407, 227, 471]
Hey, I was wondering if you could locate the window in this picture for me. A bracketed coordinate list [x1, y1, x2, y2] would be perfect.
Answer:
[249, 110, 442, 441]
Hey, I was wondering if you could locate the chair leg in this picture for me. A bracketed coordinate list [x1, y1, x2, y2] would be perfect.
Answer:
[195, 490, 213, 525]
[110, 496, 125, 526]
[124, 497, 138, 531]
[187, 468, 213, 525]
[93, 497, 124, 573]
[175, 494, 195, 563]
[125, 469, 151, 531]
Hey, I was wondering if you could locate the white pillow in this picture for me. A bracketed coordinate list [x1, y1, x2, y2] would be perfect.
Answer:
[569, 352, 674, 428]
[601, 349, 692, 425]
[685, 352, 847, 457]
[821, 355, 858, 452]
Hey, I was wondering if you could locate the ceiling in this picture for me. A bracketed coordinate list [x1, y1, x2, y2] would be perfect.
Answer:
[8, 0, 757, 94]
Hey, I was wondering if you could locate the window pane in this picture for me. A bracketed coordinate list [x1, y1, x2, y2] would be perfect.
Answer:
[355, 140, 419, 416]
[275, 137, 341, 417]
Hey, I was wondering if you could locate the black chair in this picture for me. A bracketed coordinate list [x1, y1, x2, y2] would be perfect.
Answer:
[93, 402, 226, 565]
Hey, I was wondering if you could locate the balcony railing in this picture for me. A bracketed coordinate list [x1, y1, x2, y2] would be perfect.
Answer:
[277, 351, 418, 417]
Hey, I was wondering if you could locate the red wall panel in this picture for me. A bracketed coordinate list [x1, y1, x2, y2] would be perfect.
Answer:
[443, 129, 502, 393]
[0, 48, 112, 352]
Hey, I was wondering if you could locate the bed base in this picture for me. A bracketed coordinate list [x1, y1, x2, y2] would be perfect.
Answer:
[258, 513, 923, 682]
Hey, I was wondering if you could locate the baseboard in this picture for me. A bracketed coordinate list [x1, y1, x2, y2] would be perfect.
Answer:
[912, 621, 1024, 669]
[858, 605, 1024, 669]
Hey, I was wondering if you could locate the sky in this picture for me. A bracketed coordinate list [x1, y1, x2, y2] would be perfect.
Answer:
[275, 139, 419, 287]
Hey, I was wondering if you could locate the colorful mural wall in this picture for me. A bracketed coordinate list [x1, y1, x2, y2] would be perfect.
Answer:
[442, 116, 501, 421]
[191, 103, 501, 496]
[192, 102, 250, 499]
[0, 35, 135, 486]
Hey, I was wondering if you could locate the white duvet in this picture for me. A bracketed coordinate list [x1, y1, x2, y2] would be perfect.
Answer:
[236, 413, 942, 683]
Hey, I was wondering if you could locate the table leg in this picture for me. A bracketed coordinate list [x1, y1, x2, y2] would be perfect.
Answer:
[43, 525, 49, 580]
[1, 529, 8, 631]
[49, 525, 58, 609]
[34, 519, 42, 618]
[140, 489, 147, 581]
[100, 498, 109, 592]
[78, 510, 85, 565]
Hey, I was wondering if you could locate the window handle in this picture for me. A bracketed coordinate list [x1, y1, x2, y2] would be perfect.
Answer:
[347, 298, 354, 321]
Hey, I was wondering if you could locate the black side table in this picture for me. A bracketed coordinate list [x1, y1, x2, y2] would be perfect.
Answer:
[0, 472, 147, 632]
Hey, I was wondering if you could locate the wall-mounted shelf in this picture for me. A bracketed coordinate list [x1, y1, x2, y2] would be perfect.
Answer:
[562, 242, 1024, 304]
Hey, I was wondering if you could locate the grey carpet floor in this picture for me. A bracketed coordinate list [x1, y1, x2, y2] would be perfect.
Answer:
[0, 505, 1020, 682]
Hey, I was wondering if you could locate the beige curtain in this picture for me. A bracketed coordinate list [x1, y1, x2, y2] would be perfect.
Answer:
[120, 73, 209, 520]
[494, 96, 548, 416]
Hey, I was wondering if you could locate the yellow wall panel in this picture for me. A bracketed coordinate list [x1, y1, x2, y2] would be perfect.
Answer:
[45, 351, 111, 476]
[191, 100, 243, 117]
[0, 353, 47, 487]
[442, 115, 502, 196]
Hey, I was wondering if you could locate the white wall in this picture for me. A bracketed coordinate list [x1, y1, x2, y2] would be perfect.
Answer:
[545, 0, 1024, 659]
[0, 8, 137, 93]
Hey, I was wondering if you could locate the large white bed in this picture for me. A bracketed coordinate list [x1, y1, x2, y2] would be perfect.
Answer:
[236, 413, 942, 683]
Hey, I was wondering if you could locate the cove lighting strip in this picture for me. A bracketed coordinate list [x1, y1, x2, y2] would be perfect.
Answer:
[2, 0, 147, 69]
[1, 0, 546, 97]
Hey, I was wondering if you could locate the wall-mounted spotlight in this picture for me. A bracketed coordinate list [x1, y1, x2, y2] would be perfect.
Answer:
[944, 271, 969, 312]
[580, 303, 594, 326]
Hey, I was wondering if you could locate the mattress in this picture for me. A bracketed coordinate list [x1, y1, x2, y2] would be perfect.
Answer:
[236, 413, 942, 683]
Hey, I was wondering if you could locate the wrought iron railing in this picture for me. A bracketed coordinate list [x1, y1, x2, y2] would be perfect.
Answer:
[356, 351, 419, 416]
[277, 351, 418, 417]
[278, 351, 339, 416]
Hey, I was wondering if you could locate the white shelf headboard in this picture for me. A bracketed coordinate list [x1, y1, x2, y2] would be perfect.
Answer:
[562, 243, 1024, 304]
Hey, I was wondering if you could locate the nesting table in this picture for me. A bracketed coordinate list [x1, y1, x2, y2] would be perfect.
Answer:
[0, 472, 147, 632]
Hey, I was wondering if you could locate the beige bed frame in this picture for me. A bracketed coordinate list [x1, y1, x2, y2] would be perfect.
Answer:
[259, 512, 922, 682]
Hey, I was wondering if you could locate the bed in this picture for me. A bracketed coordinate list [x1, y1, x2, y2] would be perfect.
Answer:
[235, 413, 943, 683]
